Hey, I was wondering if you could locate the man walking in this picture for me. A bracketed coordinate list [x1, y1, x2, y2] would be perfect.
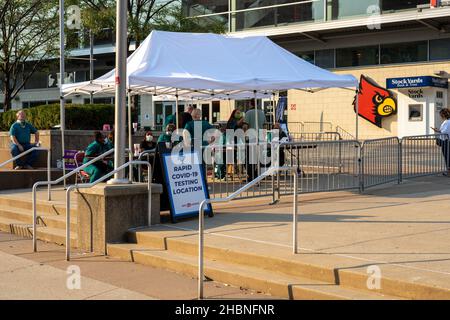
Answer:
[9, 110, 40, 170]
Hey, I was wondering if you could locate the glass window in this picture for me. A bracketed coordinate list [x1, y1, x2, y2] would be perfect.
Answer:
[296, 51, 314, 64]
[183, 0, 229, 16]
[409, 104, 423, 122]
[329, 0, 379, 20]
[382, 0, 429, 12]
[24, 72, 48, 90]
[336, 46, 379, 67]
[380, 41, 427, 64]
[315, 49, 335, 69]
[234, 0, 324, 31]
[430, 38, 450, 61]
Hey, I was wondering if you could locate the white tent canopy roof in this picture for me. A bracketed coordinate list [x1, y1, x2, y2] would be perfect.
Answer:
[62, 30, 357, 98]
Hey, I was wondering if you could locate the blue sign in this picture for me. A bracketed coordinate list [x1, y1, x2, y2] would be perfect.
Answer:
[275, 96, 287, 123]
[387, 76, 448, 89]
[162, 151, 213, 222]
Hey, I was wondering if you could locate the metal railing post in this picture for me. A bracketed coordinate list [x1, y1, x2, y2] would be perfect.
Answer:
[293, 170, 298, 254]
[398, 138, 403, 184]
[197, 166, 296, 299]
[65, 160, 151, 261]
[148, 165, 153, 226]
[32, 184, 38, 252]
[32, 148, 114, 253]
[47, 149, 51, 201]
[198, 200, 207, 300]
[66, 189, 71, 260]
[359, 142, 364, 193]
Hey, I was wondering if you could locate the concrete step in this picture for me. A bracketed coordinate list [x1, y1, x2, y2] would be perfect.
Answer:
[0, 169, 75, 191]
[107, 243, 401, 300]
[0, 192, 76, 217]
[0, 205, 77, 230]
[127, 227, 450, 300]
[0, 216, 77, 247]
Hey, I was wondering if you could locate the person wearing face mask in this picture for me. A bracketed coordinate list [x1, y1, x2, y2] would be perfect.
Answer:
[140, 130, 156, 152]
[226, 109, 245, 130]
[104, 130, 114, 150]
[158, 123, 176, 144]
[9, 110, 40, 170]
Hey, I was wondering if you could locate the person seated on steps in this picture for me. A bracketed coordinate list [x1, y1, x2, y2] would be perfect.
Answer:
[9, 110, 40, 170]
[83, 131, 113, 183]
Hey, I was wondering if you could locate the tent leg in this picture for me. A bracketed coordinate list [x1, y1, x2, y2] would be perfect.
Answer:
[128, 91, 133, 182]
[175, 90, 179, 129]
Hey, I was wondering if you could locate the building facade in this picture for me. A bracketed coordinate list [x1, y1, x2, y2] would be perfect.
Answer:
[183, 0, 450, 138]
[3, 1, 450, 139]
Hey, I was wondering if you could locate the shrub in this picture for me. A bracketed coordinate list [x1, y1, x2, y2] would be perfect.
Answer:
[0, 104, 115, 131]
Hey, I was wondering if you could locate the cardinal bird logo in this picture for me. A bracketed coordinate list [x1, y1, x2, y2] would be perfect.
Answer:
[354, 75, 397, 128]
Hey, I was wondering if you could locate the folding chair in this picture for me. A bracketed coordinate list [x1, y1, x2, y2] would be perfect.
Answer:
[74, 151, 90, 184]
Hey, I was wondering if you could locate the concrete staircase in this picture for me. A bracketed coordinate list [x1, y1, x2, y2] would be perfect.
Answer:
[107, 226, 405, 300]
[0, 191, 78, 247]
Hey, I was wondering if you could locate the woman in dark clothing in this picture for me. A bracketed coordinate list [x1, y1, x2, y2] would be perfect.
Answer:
[226, 109, 245, 130]
[139, 130, 156, 152]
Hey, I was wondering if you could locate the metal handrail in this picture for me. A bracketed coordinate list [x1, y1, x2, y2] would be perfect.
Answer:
[65, 160, 152, 261]
[0, 146, 51, 200]
[197, 165, 298, 299]
[32, 148, 115, 252]
[137, 149, 156, 182]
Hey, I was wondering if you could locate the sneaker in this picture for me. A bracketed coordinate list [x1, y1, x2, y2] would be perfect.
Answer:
[14, 166, 23, 170]
[24, 165, 33, 170]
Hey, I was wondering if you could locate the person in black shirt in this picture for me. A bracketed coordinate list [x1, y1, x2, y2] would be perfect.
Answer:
[180, 105, 194, 129]
[139, 130, 156, 153]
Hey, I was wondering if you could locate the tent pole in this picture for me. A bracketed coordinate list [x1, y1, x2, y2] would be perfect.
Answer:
[128, 91, 133, 182]
[175, 90, 179, 129]
[272, 93, 276, 125]
[254, 90, 260, 177]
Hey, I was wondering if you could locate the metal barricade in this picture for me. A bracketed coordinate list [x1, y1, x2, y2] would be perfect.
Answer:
[290, 132, 342, 142]
[361, 137, 400, 190]
[335, 125, 356, 141]
[202, 142, 276, 200]
[279, 140, 361, 195]
[400, 134, 449, 179]
[302, 121, 333, 133]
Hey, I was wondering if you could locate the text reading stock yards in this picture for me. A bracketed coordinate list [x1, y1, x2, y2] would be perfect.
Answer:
[174, 304, 276, 317]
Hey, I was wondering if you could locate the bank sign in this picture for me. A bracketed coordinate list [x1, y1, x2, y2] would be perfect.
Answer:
[387, 76, 448, 89]
[162, 151, 213, 222]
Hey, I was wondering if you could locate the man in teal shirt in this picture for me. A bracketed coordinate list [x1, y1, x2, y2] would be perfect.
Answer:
[9, 110, 39, 169]
[83, 132, 111, 183]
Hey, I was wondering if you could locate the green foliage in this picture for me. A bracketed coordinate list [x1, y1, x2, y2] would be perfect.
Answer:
[0, 0, 60, 111]
[0, 104, 115, 131]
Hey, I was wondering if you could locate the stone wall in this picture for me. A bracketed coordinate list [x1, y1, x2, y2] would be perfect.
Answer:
[0, 130, 147, 167]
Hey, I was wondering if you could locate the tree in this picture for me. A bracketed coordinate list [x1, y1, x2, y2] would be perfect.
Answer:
[0, 0, 59, 111]
[79, 0, 225, 50]
[80, 0, 179, 50]
[152, 2, 226, 34]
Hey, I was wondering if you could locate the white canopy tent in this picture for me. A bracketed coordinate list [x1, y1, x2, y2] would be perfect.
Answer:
[62, 30, 359, 174]
[63, 30, 357, 96]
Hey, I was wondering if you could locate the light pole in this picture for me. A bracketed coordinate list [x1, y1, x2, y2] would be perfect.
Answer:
[89, 29, 94, 104]
[59, 0, 66, 188]
[108, 0, 128, 184]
